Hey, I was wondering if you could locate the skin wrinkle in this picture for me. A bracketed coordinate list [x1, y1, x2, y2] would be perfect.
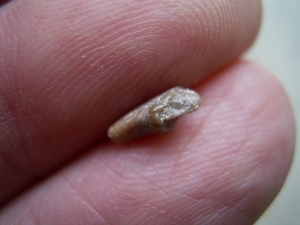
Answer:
[139, 202, 174, 223]
[106, 22, 188, 76]
[224, 187, 254, 222]
[184, 111, 258, 171]
[50, 66, 110, 113]
[203, 1, 225, 51]
[200, 69, 237, 110]
[19, 115, 62, 173]
[179, 9, 211, 68]
[40, 179, 100, 224]
[27, 0, 211, 108]
[57, 8, 176, 64]
[139, 174, 171, 199]
[55, 4, 77, 33]
[199, 199, 247, 224]
[192, 197, 246, 224]
[1, 78, 65, 174]
[3, 9, 78, 92]
[193, 167, 233, 199]
[177, 120, 203, 151]
[142, 195, 185, 224]
[204, 206, 247, 225]
[238, 93, 291, 174]
[187, 199, 218, 223]
[232, 157, 281, 220]
[155, 162, 218, 202]
[0, 91, 31, 172]
[225, 190, 254, 221]
[63, 22, 190, 123]
[184, 154, 256, 208]
[169, 143, 193, 182]
[174, 200, 202, 222]
[78, 150, 206, 221]
[78, 158, 151, 211]
[190, 152, 236, 185]
[205, 2, 233, 60]
[64, 178, 112, 225]
[235, 175, 266, 221]
[0, 10, 15, 50]
[238, 191, 265, 222]
[198, 71, 268, 148]
[100, 158, 131, 185]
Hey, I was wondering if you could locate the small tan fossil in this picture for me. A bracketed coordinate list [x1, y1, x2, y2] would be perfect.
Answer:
[108, 87, 201, 143]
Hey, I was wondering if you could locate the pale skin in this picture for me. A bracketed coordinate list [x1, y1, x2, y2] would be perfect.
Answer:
[0, 0, 296, 224]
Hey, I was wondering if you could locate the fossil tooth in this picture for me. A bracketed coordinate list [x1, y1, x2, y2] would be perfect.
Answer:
[108, 87, 201, 143]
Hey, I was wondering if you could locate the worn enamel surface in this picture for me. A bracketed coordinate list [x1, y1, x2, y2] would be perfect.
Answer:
[108, 87, 201, 143]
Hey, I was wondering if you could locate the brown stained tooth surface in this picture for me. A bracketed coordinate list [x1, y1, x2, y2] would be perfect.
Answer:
[108, 87, 202, 143]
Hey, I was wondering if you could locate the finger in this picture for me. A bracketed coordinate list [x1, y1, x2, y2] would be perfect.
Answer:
[0, 0, 11, 7]
[0, 0, 261, 204]
[0, 61, 295, 224]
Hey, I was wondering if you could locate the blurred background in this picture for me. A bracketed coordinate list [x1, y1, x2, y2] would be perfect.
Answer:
[246, 0, 299, 224]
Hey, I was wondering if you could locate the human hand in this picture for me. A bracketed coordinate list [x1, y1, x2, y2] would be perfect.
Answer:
[0, 0, 295, 224]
